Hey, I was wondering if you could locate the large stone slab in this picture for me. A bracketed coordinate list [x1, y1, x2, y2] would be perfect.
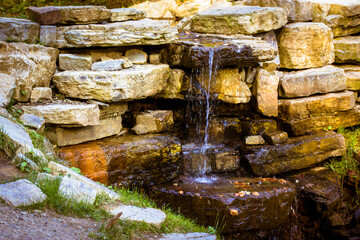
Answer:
[0, 18, 40, 44]
[104, 205, 166, 227]
[20, 101, 100, 127]
[27, 6, 110, 25]
[0, 116, 34, 157]
[283, 104, 360, 136]
[52, 19, 178, 48]
[278, 91, 356, 120]
[190, 5, 287, 35]
[0, 73, 16, 107]
[59, 176, 98, 204]
[337, 65, 360, 91]
[58, 134, 182, 188]
[162, 33, 277, 68]
[0, 41, 58, 102]
[244, 131, 346, 176]
[254, 69, 279, 117]
[278, 65, 346, 98]
[150, 176, 296, 233]
[334, 36, 360, 63]
[277, 22, 334, 69]
[52, 64, 170, 102]
[46, 116, 123, 147]
[48, 161, 120, 200]
[0, 179, 46, 207]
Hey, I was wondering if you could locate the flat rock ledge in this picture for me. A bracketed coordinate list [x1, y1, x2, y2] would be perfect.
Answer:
[159, 232, 217, 240]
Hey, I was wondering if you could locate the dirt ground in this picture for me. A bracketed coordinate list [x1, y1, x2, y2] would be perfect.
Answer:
[0, 150, 102, 240]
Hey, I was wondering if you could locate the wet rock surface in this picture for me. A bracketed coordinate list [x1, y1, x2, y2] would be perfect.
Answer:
[150, 175, 296, 234]
[244, 131, 346, 176]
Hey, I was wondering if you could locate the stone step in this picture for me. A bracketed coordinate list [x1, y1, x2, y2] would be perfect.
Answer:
[20, 101, 100, 127]
[190, 5, 287, 35]
[338, 65, 360, 91]
[283, 104, 360, 136]
[278, 90, 356, 120]
[41, 19, 178, 48]
[334, 36, 360, 63]
[244, 131, 346, 176]
[162, 33, 277, 68]
[0, 17, 39, 44]
[52, 64, 171, 102]
[27, 6, 111, 25]
[159, 232, 217, 240]
[58, 134, 182, 188]
[278, 65, 346, 98]
[277, 22, 334, 69]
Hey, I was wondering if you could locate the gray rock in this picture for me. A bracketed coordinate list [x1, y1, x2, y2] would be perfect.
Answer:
[110, 8, 146, 22]
[0, 116, 34, 157]
[20, 114, 45, 132]
[12, 153, 40, 172]
[0, 179, 46, 207]
[160, 232, 217, 240]
[125, 49, 148, 64]
[0, 73, 16, 108]
[91, 59, 128, 71]
[48, 161, 120, 200]
[30, 87, 52, 103]
[15, 145, 48, 167]
[0, 17, 40, 44]
[59, 54, 92, 71]
[59, 176, 98, 204]
[104, 205, 166, 227]
[191, 5, 287, 35]
[39, 25, 57, 47]
[36, 172, 59, 182]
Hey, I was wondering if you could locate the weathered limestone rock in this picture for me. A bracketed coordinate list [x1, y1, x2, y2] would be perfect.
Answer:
[283, 104, 360, 136]
[278, 91, 356, 120]
[278, 65, 346, 98]
[46, 116, 123, 147]
[245, 135, 265, 145]
[325, 14, 360, 37]
[150, 176, 296, 233]
[191, 5, 287, 35]
[0, 73, 16, 107]
[53, 19, 178, 48]
[160, 232, 217, 240]
[20, 114, 45, 132]
[0, 41, 58, 102]
[59, 134, 181, 187]
[0, 18, 40, 44]
[104, 205, 166, 227]
[52, 64, 170, 102]
[98, 102, 128, 118]
[27, 6, 111, 25]
[156, 69, 186, 99]
[30, 87, 52, 103]
[0, 116, 34, 157]
[244, 131, 346, 176]
[21, 101, 100, 127]
[59, 176, 98, 204]
[208, 117, 242, 144]
[334, 36, 360, 63]
[163, 34, 277, 68]
[125, 49, 148, 64]
[277, 23, 334, 69]
[91, 59, 131, 71]
[59, 54, 92, 71]
[337, 65, 360, 91]
[215, 150, 239, 172]
[110, 8, 146, 22]
[48, 161, 120, 200]
[211, 68, 251, 104]
[0, 179, 46, 207]
[39, 25, 57, 47]
[130, 0, 176, 19]
[37, 172, 58, 182]
[149, 53, 161, 64]
[263, 131, 289, 145]
[243, 119, 277, 136]
[176, 0, 230, 18]
[90, 48, 124, 62]
[12, 153, 40, 172]
[132, 110, 174, 135]
[15, 145, 48, 167]
[254, 69, 279, 117]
